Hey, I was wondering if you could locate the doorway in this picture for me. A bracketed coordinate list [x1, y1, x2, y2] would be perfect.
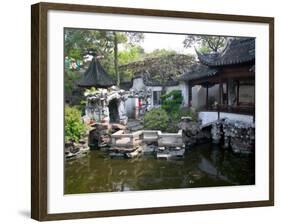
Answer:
[108, 98, 120, 123]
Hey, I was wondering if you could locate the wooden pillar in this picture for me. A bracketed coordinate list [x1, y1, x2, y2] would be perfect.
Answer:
[218, 80, 222, 119]
[226, 80, 229, 105]
[206, 83, 209, 110]
[253, 80, 255, 123]
[188, 82, 192, 107]
[236, 80, 240, 105]
[219, 81, 222, 105]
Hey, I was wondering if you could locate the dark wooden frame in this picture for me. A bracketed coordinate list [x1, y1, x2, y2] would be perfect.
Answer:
[31, 2, 274, 221]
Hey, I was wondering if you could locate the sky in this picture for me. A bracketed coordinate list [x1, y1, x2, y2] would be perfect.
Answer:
[141, 33, 194, 54]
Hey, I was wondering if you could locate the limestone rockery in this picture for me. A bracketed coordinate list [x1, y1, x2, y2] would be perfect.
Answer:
[179, 117, 255, 154]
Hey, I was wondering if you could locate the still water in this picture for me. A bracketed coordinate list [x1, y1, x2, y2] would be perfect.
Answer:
[64, 143, 255, 194]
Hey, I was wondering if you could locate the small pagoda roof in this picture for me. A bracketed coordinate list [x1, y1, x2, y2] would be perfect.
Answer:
[180, 64, 219, 82]
[77, 58, 115, 88]
[196, 38, 255, 67]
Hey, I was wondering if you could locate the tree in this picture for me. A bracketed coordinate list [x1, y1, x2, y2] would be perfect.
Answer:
[119, 53, 196, 84]
[183, 35, 227, 53]
[117, 46, 144, 81]
[113, 32, 119, 86]
[118, 45, 144, 64]
[161, 90, 183, 114]
[146, 49, 177, 58]
[64, 29, 103, 59]
[65, 29, 144, 85]
[112, 32, 144, 86]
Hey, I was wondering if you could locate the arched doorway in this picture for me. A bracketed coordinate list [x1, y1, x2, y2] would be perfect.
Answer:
[108, 98, 120, 123]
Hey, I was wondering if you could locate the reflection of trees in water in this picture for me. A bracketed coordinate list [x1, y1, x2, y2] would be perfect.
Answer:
[134, 159, 188, 190]
[64, 155, 92, 194]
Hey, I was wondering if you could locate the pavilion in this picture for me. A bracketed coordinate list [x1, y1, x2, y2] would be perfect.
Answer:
[77, 58, 115, 88]
[181, 38, 255, 118]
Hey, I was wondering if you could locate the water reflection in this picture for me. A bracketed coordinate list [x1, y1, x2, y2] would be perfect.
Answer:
[65, 143, 255, 194]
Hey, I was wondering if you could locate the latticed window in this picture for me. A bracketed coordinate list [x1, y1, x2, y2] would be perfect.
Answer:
[153, 91, 161, 106]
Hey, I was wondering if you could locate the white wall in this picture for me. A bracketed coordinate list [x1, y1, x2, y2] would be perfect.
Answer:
[198, 111, 254, 125]
[124, 97, 136, 118]
[192, 85, 206, 108]
[179, 82, 189, 106]
[209, 84, 220, 103]
[190, 84, 220, 109]
[166, 85, 181, 93]
[132, 77, 145, 91]
[1, 1, 280, 224]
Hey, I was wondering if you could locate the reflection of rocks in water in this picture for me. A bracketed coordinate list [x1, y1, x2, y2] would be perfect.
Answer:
[192, 143, 254, 185]
[198, 157, 230, 183]
[142, 143, 156, 154]
[65, 139, 89, 160]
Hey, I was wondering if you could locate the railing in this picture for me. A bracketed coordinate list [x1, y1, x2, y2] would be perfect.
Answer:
[111, 130, 184, 148]
[111, 130, 143, 147]
[204, 104, 255, 116]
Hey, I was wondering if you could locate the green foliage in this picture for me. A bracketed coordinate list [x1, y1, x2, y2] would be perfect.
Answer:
[64, 70, 79, 95]
[165, 107, 198, 133]
[65, 106, 86, 142]
[144, 92, 197, 133]
[118, 46, 145, 81]
[146, 49, 177, 58]
[144, 108, 169, 131]
[177, 107, 197, 121]
[64, 29, 96, 60]
[183, 35, 226, 53]
[64, 29, 144, 84]
[161, 90, 183, 114]
[118, 46, 144, 65]
[143, 106, 197, 133]
[119, 53, 195, 84]
[197, 45, 212, 54]
[68, 48, 82, 60]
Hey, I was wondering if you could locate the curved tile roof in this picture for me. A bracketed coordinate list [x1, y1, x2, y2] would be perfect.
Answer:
[196, 38, 255, 67]
[180, 64, 219, 81]
[77, 59, 115, 88]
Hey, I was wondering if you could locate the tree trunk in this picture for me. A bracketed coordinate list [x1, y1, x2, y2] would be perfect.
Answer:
[113, 32, 119, 87]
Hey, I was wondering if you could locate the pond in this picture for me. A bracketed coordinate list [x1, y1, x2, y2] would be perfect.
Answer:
[64, 143, 255, 194]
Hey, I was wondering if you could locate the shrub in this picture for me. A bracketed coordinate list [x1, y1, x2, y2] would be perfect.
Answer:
[165, 107, 198, 133]
[161, 90, 183, 114]
[177, 107, 197, 121]
[144, 108, 169, 131]
[65, 106, 86, 142]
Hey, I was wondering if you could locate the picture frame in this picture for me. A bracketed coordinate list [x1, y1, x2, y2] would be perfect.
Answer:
[31, 2, 274, 221]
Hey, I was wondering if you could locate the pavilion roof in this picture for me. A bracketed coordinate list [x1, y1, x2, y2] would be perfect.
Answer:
[196, 38, 255, 67]
[77, 58, 115, 88]
[179, 64, 219, 82]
